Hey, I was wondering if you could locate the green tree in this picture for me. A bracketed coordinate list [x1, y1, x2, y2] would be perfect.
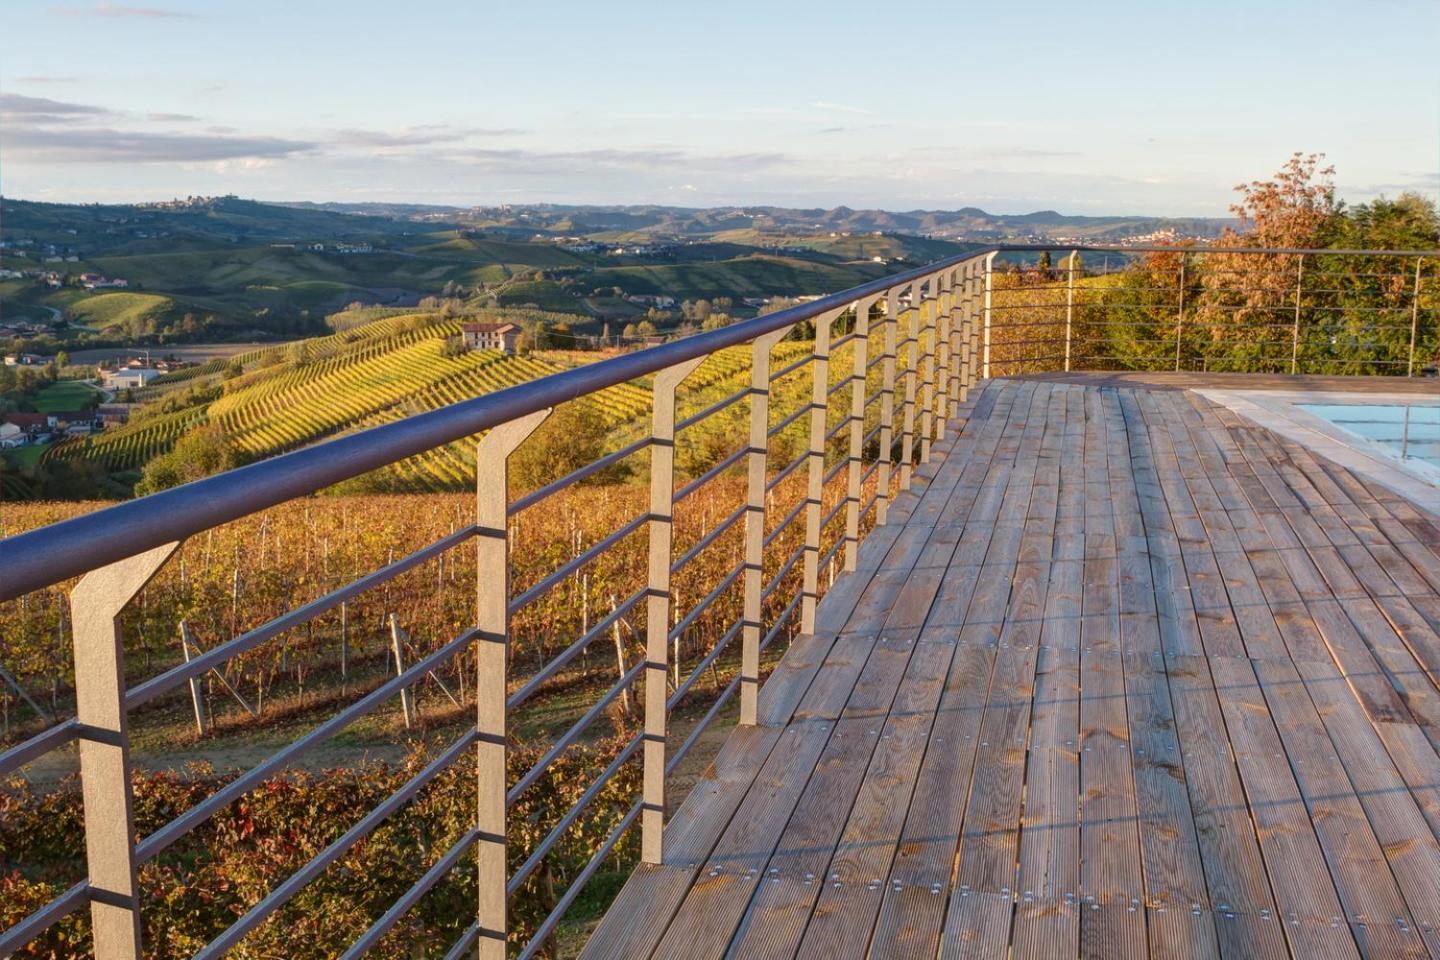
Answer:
[134, 425, 247, 496]
[507, 402, 626, 493]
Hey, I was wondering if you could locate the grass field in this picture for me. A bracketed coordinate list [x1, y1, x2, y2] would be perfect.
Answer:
[33, 379, 102, 412]
[64, 291, 177, 330]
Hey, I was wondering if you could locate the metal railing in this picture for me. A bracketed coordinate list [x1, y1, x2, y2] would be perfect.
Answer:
[0, 242, 1435, 958]
[980, 244, 1438, 378]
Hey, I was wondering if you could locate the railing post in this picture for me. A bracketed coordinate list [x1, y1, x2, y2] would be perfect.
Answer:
[1175, 252, 1187, 373]
[934, 272, 952, 443]
[70, 541, 179, 960]
[876, 288, 900, 525]
[1291, 253, 1305, 375]
[899, 281, 919, 492]
[919, 277, 936, 464]
[741, 326, 793, 725]
[948, 267, 964, 412]
[1065, 250, 1079, 372]
[982, 252, 997, 379]
[970, 259, 984, 389]
[1408, 258, 1422, 376]
[845, 296, 877, 572]
[643, 356, 704, 862]
[959, 261, 975, 403]
[801, 309, 839, 635]
[475, 408, 548, 960]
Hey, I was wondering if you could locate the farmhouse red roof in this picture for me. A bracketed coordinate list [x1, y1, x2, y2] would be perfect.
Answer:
[460, 322, 520, 334]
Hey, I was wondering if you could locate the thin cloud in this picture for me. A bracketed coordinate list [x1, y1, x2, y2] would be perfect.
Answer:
[13, 75, 80, 83]
[969, 147, 1084, 159]
[147, 111, 200, 122]
[332, 125, 522, 148]
[812, 101, 871, 115]
[449, 147, 788, 173]
[0, 92, 112, 123]
[7, 126, 315, 163]
[50, 1, 196, 18]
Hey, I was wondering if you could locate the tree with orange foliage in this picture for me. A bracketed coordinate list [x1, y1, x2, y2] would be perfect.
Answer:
[1195, 153, 1342, 370]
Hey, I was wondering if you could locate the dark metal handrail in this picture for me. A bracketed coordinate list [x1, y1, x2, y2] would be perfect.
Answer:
[0, 249, 975, 601]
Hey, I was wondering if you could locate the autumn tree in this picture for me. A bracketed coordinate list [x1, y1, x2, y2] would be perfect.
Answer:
[1196, 153, 1341, 368]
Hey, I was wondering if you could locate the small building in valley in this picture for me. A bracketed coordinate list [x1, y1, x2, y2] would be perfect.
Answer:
[102, 366, 162, 390]
[461, 322, 521, 355]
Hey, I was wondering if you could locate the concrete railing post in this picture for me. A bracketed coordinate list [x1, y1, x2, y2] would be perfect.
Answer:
[740, 326, 793, 725]
[982, 252, 997, 380]
[876, 288, 900, 525]
[899, 280, 919, 491]
[1065, 251, 1079, 372]
[801, 309, 839, 634]
[71, 542, 180, 960]
[919, 277, 935, 465]
[475, 408, 549, 960]
[642, 356, 704, 863]
[845, 296, 878, 571]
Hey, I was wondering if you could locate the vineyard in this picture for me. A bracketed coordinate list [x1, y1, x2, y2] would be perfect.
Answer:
[40, 312, 660, 490]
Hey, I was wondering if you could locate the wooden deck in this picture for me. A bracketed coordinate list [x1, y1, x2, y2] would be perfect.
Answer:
[581, 375, 1440, 960]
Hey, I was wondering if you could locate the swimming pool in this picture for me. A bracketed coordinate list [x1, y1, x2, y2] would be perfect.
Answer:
[1298, 401, 1440, 471]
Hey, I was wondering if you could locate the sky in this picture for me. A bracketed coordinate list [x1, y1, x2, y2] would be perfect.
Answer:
[2, 0, 1438, 217]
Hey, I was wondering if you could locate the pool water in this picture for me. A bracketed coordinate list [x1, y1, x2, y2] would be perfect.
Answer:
[1299, 402, 1440, 471]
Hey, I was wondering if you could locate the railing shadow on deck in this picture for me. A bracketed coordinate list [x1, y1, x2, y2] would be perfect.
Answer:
[0, 242, 1436, 957]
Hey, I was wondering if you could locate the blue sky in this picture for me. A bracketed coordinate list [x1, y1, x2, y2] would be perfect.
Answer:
[2, 0, 1437, 215]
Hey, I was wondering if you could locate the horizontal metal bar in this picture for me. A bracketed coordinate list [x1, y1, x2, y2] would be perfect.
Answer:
[668, 616, 745, 711]
[760, 589, 803, 652]
[765, 448, 810, 493]
[824, 415, 854, 444]
[763, 497, 807, 550]
[676, 384, 750, 432]
[767, 401, 813, 439]
[509, 512, 648, 613]
[195, 729, 478, 959]
[769, 352, 815, 383]
[823, 455, 849, 487]
[818, 529, 846, 571]
[672, 501, 748, 575]
[510, 436, 651, 514]
[673, 442, 748, 503]
[135, 628, 477, 864]
[670, 556, 747, 642]
[443, 923, 481, 960]
[507, 586, 646, 712]
[0, 881, 88, 957]
[998, 243, 1440, 257]
[508, 662, 642, 808]
[341, 828, 482, 960]
[819, 492, 847, 532]
[0, 718, 78, 779]
[515, 800, 642, 960]
[667, 672, 741, 777]
[865, 386, 885, 409]
[761, 541, 807, 603]
[830, 330, 860, 352]
[128, 526, 478, 710]
[509, 733, 642, 896]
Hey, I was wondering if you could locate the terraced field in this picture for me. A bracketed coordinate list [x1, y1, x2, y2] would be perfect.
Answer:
[43, 311, 663, 490]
